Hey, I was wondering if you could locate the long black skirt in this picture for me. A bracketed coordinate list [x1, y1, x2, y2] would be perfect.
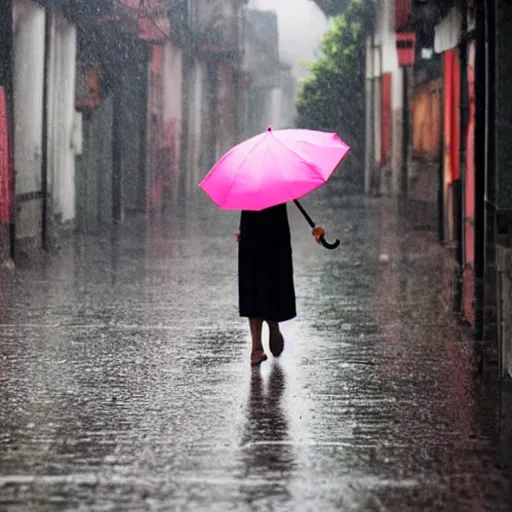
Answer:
[238, 204, 296, 322]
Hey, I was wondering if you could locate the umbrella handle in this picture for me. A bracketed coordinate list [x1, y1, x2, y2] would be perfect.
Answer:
[293, 199, 340, 251]
[319, 235, 341, 250]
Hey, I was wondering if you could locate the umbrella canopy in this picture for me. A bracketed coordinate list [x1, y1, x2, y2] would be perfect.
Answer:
[199, 127, 350, 211]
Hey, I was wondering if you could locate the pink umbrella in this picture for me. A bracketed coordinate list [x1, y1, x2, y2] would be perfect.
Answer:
[199, 127, 350, 249]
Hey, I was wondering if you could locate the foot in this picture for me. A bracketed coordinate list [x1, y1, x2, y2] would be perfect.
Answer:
[251, 350, 268, 366]
[268, 324, 285, 357]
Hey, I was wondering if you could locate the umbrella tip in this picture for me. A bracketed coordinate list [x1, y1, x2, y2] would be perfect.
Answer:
[267, 125, 272, 132]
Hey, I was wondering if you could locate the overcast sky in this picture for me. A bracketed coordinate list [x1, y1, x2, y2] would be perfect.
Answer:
[248, 0, 329, 79]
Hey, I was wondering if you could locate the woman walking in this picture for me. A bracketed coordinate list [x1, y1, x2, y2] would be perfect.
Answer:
[236, 204, 324, 366]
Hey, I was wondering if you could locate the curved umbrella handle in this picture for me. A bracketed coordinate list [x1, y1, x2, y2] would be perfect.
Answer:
[320, 235, 340, 250]
[293, 200, 341, 251]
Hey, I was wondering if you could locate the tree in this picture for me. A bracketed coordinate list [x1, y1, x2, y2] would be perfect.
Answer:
[311, 0, 353, 17]
[296, 0, 373, 189]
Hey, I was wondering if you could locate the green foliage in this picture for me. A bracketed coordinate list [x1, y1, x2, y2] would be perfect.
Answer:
[311, 0, 353, 17]
[295, 0, 373, 189]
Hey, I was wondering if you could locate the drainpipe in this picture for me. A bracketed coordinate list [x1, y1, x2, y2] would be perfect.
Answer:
[112, 87, 122, 223]
[401, 66, 409, 198]
[372, 42, 382, 196]
[366, 33, 375, 196]
[438, 72, 445, 243]
[41, 8, 52, 251]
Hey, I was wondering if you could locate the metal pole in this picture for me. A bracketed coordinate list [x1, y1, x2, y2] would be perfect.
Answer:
[41, 8, 52, 251]
[370, 39, 377, 195]
[112, 87, 122, 223]
[365, 33, 375, 196]
[376, 44, 383, 196]
[438, 73, 445, 243]
[401, 67, 409, 197]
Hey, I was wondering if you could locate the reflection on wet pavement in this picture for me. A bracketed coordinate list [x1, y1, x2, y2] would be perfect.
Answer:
[0, 191, 510, 511]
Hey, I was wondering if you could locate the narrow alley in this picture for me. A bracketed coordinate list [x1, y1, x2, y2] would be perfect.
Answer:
[0, 190, 510, 511]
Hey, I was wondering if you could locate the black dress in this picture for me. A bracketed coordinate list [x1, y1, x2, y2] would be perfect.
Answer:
[238, 204, 296, 322]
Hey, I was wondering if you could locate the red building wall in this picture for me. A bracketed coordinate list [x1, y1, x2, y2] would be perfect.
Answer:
[444, 49, 461, 184]
[0, 87, 10, 225]
[381, 73, 392, 168]
[442, 49, 461, 241]
[463, 41, 476, 326]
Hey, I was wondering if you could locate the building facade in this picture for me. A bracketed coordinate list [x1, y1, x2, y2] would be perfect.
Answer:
[0, 0, 249, 259]
[365, 0, 512, 379]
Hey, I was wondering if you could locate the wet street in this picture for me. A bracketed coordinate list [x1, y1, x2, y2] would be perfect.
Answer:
[0, 190, 511, 511]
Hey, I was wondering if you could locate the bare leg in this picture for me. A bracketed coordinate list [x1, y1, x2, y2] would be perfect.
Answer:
[249, 318, 267, 365]
[267, 320, 284, 357]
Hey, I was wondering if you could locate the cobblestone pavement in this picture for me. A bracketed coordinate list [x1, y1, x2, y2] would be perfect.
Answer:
[0, 190, 510, 511]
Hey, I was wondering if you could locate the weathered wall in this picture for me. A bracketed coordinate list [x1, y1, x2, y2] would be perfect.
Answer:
[13, 0, 45, 243]
[494, 0, 512, 371]
[162, 41, 183, 203]
[118, 41, 147, 214]
[365, 0, 403, 196]
[75, 95, 114, 233]
[48, 13, 77, 225]
[497, 248, 512, 377]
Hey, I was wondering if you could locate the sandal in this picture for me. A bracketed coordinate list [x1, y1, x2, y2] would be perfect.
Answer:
[251, 351, 268, 366]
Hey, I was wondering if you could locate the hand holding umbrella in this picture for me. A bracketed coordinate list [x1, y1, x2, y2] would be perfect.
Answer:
[313, 227, 326, 244]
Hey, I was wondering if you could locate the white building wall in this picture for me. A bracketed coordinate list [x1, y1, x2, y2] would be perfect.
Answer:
[13, 0, 46, 240]
[374, 0, 398, 75]
[48, 14, 77, 223]
[366, 0, 403, 196]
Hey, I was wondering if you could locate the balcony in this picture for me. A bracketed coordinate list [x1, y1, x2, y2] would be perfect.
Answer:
[65, 0, 170, 43]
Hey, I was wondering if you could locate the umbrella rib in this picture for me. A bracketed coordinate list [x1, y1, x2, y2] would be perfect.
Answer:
[266, 138, 300, 205]
[220, 135, 266, 208]
[272, 135, 327, 182]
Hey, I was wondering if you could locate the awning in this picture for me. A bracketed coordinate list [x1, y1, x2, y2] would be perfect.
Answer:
[434, 7, 461, 54]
